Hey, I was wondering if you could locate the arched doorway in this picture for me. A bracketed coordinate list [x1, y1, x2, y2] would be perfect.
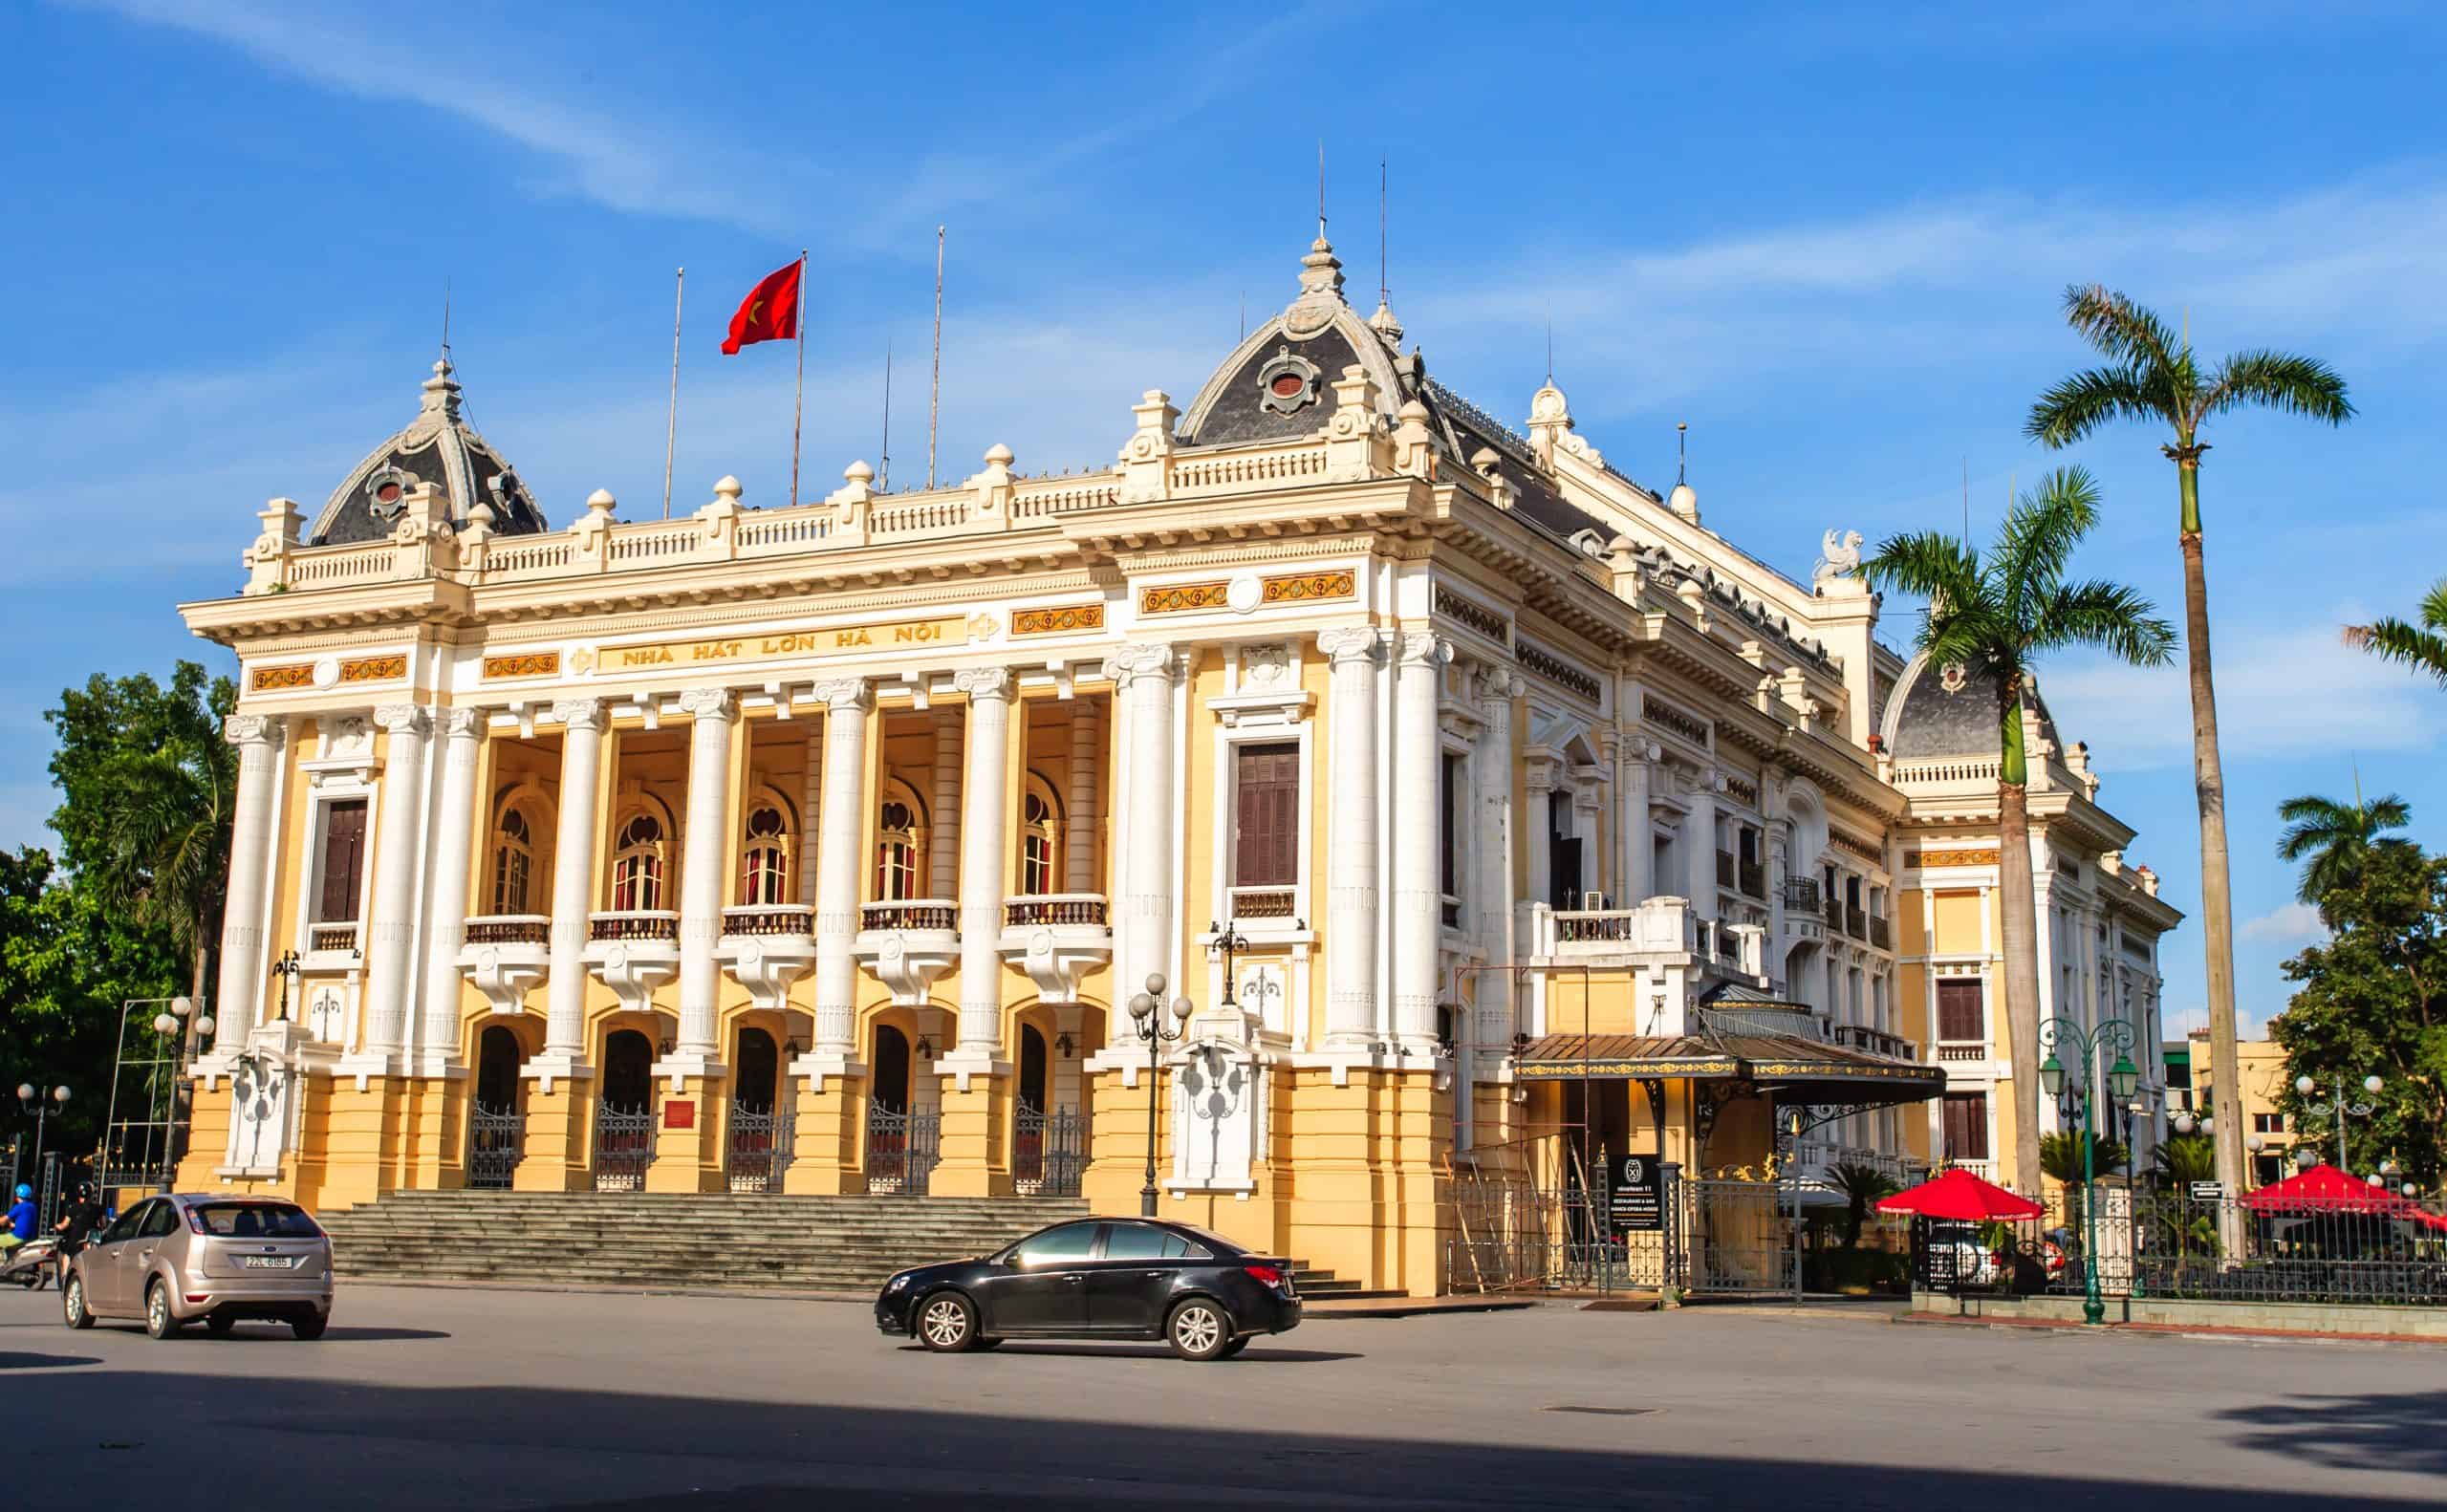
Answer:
[596, 1028, 655, 1192]
[867, 1025, 934, 1195]
[1018, 1026, 1049, 1114]
[727, 1026, 787, 1192]
[467, 1025, 526, 1190]
[1012, 1024, 1080, 1196]
[871, 1026, 911, 1113]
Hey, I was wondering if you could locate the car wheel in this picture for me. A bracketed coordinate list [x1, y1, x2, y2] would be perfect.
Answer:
[206, 1314, 237, 1337]
[62, 1274, 93, 1330]
[1167, 1299, 1230, 1361]
[916, 1291, 978, 1352]
[292, 1313, 329, 1341]
[1218, 1334, 1251, 1359]
[144, 1281, 181, 1340]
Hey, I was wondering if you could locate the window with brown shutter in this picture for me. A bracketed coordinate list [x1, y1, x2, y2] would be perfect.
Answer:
[1231, 743, 1299, 886]
[315, 799, 367, 921]
[1936, 979, 1985, 1044]
[1942, 1092, 1989, 1160]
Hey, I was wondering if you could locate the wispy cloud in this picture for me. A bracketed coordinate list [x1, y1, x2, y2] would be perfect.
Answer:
[2241, 900, 2326, 946]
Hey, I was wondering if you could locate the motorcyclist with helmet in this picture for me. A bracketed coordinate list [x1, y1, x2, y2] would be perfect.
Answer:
[1, 1184, 33, 1254]
[52, 1183, 104, 1289]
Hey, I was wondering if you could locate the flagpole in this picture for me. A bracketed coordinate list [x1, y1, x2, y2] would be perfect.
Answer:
[790, 248, 808, 508]
[662, 267, 684, 520]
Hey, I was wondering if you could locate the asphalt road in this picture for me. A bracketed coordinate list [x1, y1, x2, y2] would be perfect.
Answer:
[2, 1283, 2437, 1509]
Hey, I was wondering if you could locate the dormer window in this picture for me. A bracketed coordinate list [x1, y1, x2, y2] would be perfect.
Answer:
[1256, 347, 1322, 416]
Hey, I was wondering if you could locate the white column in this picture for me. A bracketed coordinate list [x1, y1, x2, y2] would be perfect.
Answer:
[670, 687, 736, 1068]
[796, 725, 821, 907]
[1618, 744, 1654, 905]
[1471, 665, 1518, 1049]
[1064, 701, 1100, 895]
[928, 707, 961, 901]
[1684, 784, 1719, 919]
[1391, 632, 1450, 1050]
[358, 702, 431, 1060]
[1318, 628, 1382, 1046]
[1108, 643, 1178, 1004]
[809, 679, 872, 1058]
[540, 699, 605, 1066]
[950, 666, 1014, 1062]
[210, 715, 286, 1054]
[417, 707, 486, 1067]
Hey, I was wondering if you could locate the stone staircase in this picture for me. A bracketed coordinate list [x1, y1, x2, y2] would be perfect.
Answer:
[315, 1190, 1389, 1298]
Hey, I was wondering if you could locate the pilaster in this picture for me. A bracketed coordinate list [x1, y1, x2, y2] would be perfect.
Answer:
[1318, 627, 1383, 1047]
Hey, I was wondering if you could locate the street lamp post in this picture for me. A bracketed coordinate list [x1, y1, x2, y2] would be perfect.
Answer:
[2295, 1072, 2383, 1173]
[2039, 1014, 2141, 1327]
[15, 1083, 70, 1177]
[1208, 919, 1250, 1010]
[271, 949, 302, 1023]
[1126, 972, 1193, 1219]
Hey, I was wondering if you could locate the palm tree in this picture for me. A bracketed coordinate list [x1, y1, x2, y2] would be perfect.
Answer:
[89, 732, 238, 1048]
[2150, 1130, 2216, 1189]
[1830, 1160, 1899, 1249]
[2276, 788, 2413, 910]
[2027, 285, 2352, 1210]
[2344, 578, 2447, 684]
[1863, 466, 2176, 1197]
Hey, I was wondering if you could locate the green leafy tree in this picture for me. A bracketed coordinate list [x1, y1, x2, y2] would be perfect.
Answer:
[2276, 788, 2413, 913]
[1830, 1160, 1899, 1248]
[2150, 1131, 2217, 1188]
[46, 662, 237, 1048]
[1863, 466, 2176, 1196]
[2040, 1130, 2129, 1184]
[2271, 841, 2447, 1188]
[2027, 286, 2353, 1207]
[2344, 579, 2447, 684]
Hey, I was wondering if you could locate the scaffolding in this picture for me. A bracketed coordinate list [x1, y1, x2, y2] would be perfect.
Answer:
[97, 996, 203, 1195]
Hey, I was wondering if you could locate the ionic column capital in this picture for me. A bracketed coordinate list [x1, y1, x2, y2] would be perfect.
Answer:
[952, 665, 1014, 702]
[551, 697, 605, 732]
[1393, 632, 1453, 669]
[374, 702, 431, 737]
[1472, 664, 1524, 702]
[223, 713, 285, 749]
[1107, 642, 1178, 689]
[438, 706, 486, 740]
[1317, 626, 1386, 666]
[678, 686, 737, 720]
[812, 677, 873, 713]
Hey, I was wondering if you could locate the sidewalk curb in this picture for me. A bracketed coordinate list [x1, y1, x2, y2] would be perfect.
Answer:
[1893, 1308, 2445, 1349]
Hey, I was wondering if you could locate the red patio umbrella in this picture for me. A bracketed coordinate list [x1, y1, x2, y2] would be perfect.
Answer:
[1876, 1168, 2045, 1221]
[2242, 1162, 2447, 1232]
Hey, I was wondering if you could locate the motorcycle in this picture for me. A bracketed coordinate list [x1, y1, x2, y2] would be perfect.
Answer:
[1, 1235, 59, 1290]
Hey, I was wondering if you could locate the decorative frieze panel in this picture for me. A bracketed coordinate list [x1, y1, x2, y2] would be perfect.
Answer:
[1141, 570, 1354, 617]
[1906, 848, 2001, 869]
[482, 651, 562, 680]
[1262, 569, 1353, 605]
[1641, 694, 1711, 746]
[1433, 584, 1511, 646]
[1012, 602, 1106, 636]
[1518, 640, 1601, 703]
[341, 654, 406, 683]
[250, 663, 314, 692]
[1830, 831, 1885, 866]
[1141, 581, 1230, 615]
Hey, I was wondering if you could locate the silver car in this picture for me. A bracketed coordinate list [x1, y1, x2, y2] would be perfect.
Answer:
[63, 1193, 334, 1340]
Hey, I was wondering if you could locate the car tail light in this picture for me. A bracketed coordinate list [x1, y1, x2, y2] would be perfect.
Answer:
[184, 1294, 210, 1304]
[184, 1208, 209, 1235]
[1244, 1264, 1287, 1288]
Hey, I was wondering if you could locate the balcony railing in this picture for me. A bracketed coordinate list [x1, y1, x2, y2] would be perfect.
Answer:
[1842, 903, 1867, 940]
[1225, 884, 1298, 922]
[722, 903, 814, 937]
[1831, 1023, 1917, 1061]
[589, 910, 679, 943]
[1738, 858, 1765, 899]
[464, 915, 548, 946]
[1004, 895, 1108, 927]
[862, 899, 956, 932]
[1936, 1042, 1986, 1063]
[1715, 849, 1736, 891]
[1868, 914, 1892, 951]
[307, 920, 360, 955]
[1554, 911, 1639, 944]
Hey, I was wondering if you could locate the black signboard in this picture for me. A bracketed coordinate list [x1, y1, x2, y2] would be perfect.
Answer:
[1611, 1156, 1663, 1233]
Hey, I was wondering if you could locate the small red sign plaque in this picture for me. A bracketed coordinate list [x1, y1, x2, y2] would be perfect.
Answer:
[663, 1100, 696, 1131]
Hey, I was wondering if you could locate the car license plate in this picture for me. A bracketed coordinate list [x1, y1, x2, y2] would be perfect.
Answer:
[240, 1255, 297, 1270]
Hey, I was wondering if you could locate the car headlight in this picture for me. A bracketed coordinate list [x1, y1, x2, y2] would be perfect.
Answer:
[884, 1274, 912, 1293]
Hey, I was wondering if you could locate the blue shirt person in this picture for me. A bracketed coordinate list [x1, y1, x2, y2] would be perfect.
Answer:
[4, 1185, 36, 1245]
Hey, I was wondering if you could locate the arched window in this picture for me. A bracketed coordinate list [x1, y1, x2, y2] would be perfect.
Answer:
[611, 811, 667, 911]
[1021, 779, 1061, 896]
[490, 807, 536, 915]
[738, 802, 791, 905]
[876, 796, 922, 900]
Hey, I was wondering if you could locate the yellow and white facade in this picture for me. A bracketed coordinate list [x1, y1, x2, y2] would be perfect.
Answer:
[176, 231, 2179, 1292]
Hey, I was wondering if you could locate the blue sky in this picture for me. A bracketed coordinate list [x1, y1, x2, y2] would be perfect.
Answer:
[7, 1, 2444, 1035]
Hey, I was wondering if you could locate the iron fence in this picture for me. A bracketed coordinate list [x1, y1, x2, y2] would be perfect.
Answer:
[866, 1108, 941, 1196]
[726, 1103, 795, 1194]
[592, 1104, 655, 1192]
[466, 1101, 523, 1190]
[1445, 1136, 1684, 1294]
[1013, 1106, 1085, 1198]
[1912, 1187, 2447, 1307]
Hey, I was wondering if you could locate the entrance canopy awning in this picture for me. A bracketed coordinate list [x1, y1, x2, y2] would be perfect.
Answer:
[1512, 1018, 1947, 1109]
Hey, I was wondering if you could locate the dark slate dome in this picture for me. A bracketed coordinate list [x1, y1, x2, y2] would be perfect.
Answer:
[1881, 650, 2064, 760]
[308, 358, 549, 546]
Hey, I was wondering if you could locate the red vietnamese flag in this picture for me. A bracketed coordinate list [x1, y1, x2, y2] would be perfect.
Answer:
[720, 259, 803, 354]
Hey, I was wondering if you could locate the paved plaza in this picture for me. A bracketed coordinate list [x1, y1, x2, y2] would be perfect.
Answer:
[2, 1284, 2436, 1509]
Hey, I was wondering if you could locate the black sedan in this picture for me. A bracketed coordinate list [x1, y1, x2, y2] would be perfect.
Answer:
[875, 1217, 1302, 1360]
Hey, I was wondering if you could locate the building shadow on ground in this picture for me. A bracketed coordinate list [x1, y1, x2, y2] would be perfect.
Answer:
[14, 1372, 2438, 1511]
[0, 1352, 102, 1370]
[2214, 1389, 2447, 1478]
[900, 1341, 1360, 1363]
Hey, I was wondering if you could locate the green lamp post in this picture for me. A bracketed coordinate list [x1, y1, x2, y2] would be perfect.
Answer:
[2038, 1014, 2142, 1327]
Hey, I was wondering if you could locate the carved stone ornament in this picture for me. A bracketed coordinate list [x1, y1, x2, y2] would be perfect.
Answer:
[1242, 643, 1291, 687]
[1811, 529, 1864, 587]
[551, 698, 606, 732]
[1256, 346, 1323, 416]
[1938, 661, 1969, 696]
[952, 666, 1014, 702]
[364, 463, 418, 523]
[1316, 626, 1382, 666]
[1107, 642, 1178, 689]
[1225, 572, 1264, 615]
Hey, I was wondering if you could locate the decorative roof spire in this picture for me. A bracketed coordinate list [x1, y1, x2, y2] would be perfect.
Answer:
[1284, 232, 1347, 339]
[419, 356, 464, 422]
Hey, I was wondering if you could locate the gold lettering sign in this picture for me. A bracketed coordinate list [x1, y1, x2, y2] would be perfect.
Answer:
[597, 616, 972, 673]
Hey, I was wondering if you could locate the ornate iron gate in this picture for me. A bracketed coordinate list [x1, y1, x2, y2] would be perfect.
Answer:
[1683, 1178, 1801, 1296]
[726, 1103, 795, 1194]
[593, 1103, 655, 1193]
[866, 1108, 941, 1195]
[1014, 1106, 1085, 1198]
[466, 1101, 524, 1190]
